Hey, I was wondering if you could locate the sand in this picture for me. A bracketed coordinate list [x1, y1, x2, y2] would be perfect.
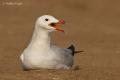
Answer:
[0, 0, 120, 80]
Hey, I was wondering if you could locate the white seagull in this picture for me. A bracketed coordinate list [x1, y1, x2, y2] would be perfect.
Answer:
[20, 15, 80, 71]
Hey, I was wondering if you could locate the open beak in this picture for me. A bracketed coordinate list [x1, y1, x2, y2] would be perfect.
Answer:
[50, 19, 65, 32]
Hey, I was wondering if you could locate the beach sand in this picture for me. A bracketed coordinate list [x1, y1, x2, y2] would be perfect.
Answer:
[0, 0, 120, 80]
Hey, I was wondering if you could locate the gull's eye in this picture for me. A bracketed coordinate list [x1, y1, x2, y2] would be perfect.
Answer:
[45, 18, 49, 21]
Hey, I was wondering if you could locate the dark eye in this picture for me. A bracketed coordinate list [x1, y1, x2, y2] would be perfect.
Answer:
[45, 18, 49, 21]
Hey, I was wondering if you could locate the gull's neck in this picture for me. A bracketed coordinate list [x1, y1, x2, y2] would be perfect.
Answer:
[29, 25, 51, 49]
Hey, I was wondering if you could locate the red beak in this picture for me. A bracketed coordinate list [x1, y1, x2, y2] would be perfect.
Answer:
[50, 19, 65, 32]
[55, 19, 65, 32]
[58, 19, 65, 24]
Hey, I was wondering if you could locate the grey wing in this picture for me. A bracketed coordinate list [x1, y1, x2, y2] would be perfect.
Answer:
[62, 48, 73, 67]
[51, 45, 73, 67]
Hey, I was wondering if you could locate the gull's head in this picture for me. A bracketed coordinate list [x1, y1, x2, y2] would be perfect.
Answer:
[35, 15, 65, 32]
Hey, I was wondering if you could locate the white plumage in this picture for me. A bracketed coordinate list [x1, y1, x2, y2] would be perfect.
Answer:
[20, 15, 75, 70]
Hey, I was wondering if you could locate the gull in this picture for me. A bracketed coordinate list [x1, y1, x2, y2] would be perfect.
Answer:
[20, 15, 80, 71]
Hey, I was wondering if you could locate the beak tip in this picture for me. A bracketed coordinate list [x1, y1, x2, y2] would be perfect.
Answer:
[59, 19, 65, 24]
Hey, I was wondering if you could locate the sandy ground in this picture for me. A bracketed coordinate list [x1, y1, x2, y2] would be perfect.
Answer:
[0, 0, 120, 80]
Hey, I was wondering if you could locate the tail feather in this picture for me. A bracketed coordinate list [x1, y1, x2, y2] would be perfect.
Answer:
[75, 50, 84, 53]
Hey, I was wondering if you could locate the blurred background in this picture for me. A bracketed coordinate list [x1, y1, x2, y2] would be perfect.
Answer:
[0, 0, 120, 80]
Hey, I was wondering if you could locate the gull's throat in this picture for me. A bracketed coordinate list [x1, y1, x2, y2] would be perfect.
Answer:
[29, 26, 51, 50]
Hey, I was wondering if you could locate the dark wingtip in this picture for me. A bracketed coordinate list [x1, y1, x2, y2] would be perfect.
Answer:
[67, 45, 84, 56]
[67, 45, 75, 56]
